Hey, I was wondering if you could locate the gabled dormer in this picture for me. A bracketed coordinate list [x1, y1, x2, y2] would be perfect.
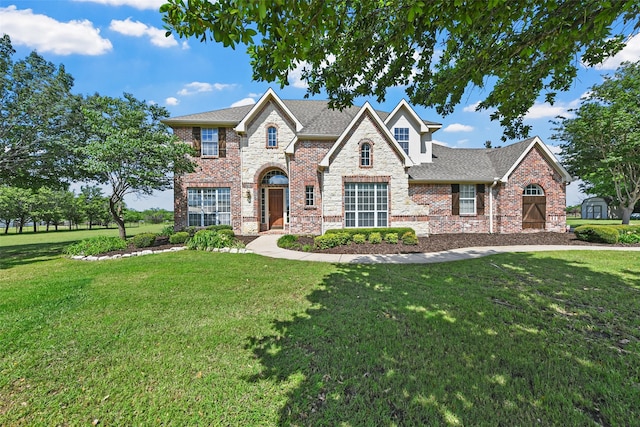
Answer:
[234, 88, 303, 136]
[384, 99, 441, 164]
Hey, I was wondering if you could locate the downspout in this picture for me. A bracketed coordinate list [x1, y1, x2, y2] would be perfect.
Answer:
[489, 178, 499, 233]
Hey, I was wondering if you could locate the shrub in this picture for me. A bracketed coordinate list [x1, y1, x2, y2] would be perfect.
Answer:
[618, 232, 640, 244]
[159, 225, 175, 237]
[325, 227, 415, 240]
[66, 236, 128, 256]
[187, 229, 232, 251]
[278, 234, 299, 249]
[217, 228, 235, 239]
[184, 226, 197, 237]
[314, 234, 344, 249]
[169, 231, 190, 244]
[206, 224, 233, 232]
[384, 232, 399, 244]
[574, 225, 619, 244]
[353, 233, 367, 244]
[131, 232, 157, 248]
[369, 232, 382, 244]
[402, 231, 418, 245]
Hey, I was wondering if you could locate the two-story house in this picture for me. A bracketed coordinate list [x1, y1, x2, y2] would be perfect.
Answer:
[163, 89, 571, 236]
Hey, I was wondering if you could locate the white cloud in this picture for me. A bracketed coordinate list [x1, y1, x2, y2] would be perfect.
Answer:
[524, 96, 583, 120]
[230, 97, 256, 108]
[165, 97, 179, 106]
[72, 0, 165, 10]
[288, 62, 309, 89]
[109, 18, 178, 48]
[442, 123, 474, 133]
[547, 145, 562, 155]
[0, 6, 112, 55]
[463, 101, 481, 112]
[594, 33, 640, 70]
[177, 82, 236, 96]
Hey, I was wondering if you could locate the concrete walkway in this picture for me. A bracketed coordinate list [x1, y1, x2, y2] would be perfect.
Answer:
[246, 234, 640, 264]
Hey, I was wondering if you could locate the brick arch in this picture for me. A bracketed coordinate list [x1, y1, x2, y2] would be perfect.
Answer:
[253, 162, 288, 184]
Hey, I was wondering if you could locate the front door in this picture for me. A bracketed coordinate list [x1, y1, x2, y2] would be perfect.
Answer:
[522, 196, 546, 229]
[269, 189, 284, 229]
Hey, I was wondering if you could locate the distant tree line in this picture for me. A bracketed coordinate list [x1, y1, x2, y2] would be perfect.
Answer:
[0, 184, 172, 234]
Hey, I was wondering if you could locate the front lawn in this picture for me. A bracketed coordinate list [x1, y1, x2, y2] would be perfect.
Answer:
[1, 240, 639, 425]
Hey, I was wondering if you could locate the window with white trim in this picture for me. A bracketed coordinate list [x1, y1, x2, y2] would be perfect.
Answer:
[360, 142, 371, 167]
[344, 182, 388, 227]
[459, 184, 476, 215]
[524, 184, 544, 195]
[201, 128, 218, 156]
[305, 185, 315, 206]
[267, 126, 277, 147]
[187, 188, 231, 226]
[394, 127, 409, 154]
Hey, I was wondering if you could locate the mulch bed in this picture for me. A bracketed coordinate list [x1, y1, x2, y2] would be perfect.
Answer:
[104, 232, 638, 257]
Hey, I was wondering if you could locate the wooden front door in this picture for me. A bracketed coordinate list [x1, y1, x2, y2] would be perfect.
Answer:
[522, 196, 546, 229]
[269, 189, 284, 229]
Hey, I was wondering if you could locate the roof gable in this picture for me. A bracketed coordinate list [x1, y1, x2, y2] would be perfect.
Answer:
[384, 99, 441, 133]
[235, 88, 303, 133]
[495, 136, 572, 183]
[319, 102, 414, 168]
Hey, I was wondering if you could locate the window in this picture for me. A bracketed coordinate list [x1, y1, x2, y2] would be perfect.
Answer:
[360, 142, 371, 167]
[305, 185, 315, 206]
[524, 184, 544, 195]
[344, 183, 388, 227]
[187, 188, 231, 227]
[201, 128, 218, 156]
[459, 184, 476, 215]
[394, 127, 409, 154]
[267, 126, 277, 147]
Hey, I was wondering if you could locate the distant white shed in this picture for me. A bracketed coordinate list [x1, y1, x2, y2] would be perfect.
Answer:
[581, 197, 618, 219]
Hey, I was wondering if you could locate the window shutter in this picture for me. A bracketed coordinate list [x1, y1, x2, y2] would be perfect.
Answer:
[476, 184, 485, 215]
[218, 127, 226, 158]
[451, 184, 460, 215]
[192, 127, 201, 157]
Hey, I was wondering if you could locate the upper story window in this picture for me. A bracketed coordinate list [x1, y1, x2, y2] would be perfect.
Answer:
[267, 126, 278, 148]
[201, 128, 218, 156]
[360, 142, 371, 167]
[523, 184, 544, 195]
[394, 127, 409, 154]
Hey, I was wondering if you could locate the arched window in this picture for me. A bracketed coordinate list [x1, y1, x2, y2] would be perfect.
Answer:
[261, 170, 288, 185]
[523, 184, 544, 195]
[267, 126, 277, 147]
[360, 142, 371, 167]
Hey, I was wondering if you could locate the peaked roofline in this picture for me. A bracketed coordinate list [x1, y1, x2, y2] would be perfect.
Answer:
[319, 102, 414, 168]
[235, 88, 304, 133]
[384, 99, 442, 133]
[500, 136, 572, 183]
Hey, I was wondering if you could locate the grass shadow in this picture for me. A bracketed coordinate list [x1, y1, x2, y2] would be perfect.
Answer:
[0, 242, 70, 270]
[245, 252, 640, 425]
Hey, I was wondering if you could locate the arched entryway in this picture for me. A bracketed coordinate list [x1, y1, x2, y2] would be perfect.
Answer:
[522, 184, 546, 229]
[260, 169, 289, 230]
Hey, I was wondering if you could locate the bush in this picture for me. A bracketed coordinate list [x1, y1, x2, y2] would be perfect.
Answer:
[169, 231, 190, 244]
[131, 232, 157, 248]
[314, 233, 348, 249]
[369, 232, 382, 244]
[217, 228, 235, 239]
[402, 231, 418, 245]
[384, 232, 399, 244]
[184, 226, 197, 237]
[187, 229, 232, 251]
[618, 232, 640, 244]
[66, 236, 128, 256]
[206, 224, 233, 232]
[574, 225, 619, 244]
[159, 225, 175, 237]
[353, 233, 367, 244]
[278, 234, 299, 249]
[325, 227, 415, 240]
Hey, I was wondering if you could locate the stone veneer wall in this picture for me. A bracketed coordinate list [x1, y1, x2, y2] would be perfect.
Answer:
[173, 127, 243, 233]
[288, 140, 332, 235]
[494, 146, 567, 233]
[321, 112, 429, 236]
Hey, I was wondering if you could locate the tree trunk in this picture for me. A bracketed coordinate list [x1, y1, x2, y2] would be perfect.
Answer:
[33, 221, 37, 233]
[109, 197, 127, 240]
[4, 223, 8, 234]
[621, 206, 633, 225]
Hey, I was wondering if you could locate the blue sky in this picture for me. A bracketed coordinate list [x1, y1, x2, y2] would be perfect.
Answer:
[1, 0, 639, 210]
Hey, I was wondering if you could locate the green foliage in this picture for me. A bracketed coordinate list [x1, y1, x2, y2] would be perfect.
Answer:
[353, 233, 367, 244]
[206, 224, 233, 231]
[65, 235, 128, 256]
[159, 225, 175, 236]
[325, 227, 415, 239]
[161, 1, 638, 140]
[313, 233, 351, 249]
[574, 225, 619, 244]
[278, 234, 299, 249]
[384, 232, 399, 244]
[183, 226, 197, 236]
[369, 232, 382, 244]
[131, 232, 157, 249]
[554, 62, 640, 224]
[186, 229, 232, 251]
[402, 231, 419, 245]
[169, 231, 190, 244]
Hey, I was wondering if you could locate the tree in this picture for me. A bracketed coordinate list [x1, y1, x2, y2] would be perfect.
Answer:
[78, 185, 109, 230]
[161, 0, 639, 140]
[0, 35, 84, 189]
[554, 61, 640, 225]
[0, 186, 17, 234]
[80, 93, 195, 239]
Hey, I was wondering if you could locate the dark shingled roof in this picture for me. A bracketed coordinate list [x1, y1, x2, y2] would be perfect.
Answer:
[408, 138, 537, 182]
[163, 99, 441, 137]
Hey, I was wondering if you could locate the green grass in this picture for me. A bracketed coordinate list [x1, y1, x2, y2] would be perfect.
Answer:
[566, 218, 639, 227]
[1, 234, 639, 425]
